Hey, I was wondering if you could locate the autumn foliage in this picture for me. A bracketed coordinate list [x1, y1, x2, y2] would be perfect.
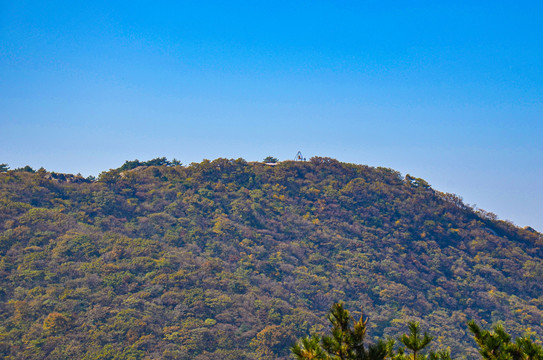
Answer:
[0, 157, 541, 359]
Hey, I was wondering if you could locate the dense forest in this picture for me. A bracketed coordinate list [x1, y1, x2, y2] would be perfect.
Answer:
[0, 157, 541, 359]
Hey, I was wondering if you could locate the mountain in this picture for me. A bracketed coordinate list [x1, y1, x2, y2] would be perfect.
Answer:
[0, 158, 541, 360]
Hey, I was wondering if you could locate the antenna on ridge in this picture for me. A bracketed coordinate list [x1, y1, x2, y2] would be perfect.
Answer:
[294, 151, 306, 161]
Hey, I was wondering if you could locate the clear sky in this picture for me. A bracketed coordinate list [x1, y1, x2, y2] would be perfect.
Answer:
[1, 1, 542, 231]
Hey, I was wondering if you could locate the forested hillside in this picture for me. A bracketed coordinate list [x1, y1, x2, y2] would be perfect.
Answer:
[0, 158, 541, 359]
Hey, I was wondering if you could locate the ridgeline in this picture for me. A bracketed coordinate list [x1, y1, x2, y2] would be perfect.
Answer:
[0, 158, 541, 359]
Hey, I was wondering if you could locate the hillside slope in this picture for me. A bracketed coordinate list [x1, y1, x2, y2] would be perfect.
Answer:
[0, 158, 541, 359]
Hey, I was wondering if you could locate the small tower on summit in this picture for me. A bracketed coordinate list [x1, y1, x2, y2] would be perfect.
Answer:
[294, 151, 306, 161]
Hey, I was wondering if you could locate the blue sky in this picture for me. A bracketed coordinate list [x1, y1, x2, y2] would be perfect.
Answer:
[1, 1, 542, 230]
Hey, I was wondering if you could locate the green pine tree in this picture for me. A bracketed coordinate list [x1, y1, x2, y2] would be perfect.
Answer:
[468, 321, 543, 360]
[292, 302, 388, 360]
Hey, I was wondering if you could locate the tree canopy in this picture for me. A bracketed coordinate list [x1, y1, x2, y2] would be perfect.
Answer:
[293, 303, 542, 360]
[0, 157, 541, 359]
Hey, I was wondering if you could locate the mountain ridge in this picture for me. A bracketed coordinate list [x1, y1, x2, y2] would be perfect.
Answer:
[0, 157, 541, 359]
